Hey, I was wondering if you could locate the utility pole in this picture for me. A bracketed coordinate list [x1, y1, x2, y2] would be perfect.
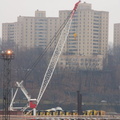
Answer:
[77, 91, 82, 115]
[1, 50, 14, 120]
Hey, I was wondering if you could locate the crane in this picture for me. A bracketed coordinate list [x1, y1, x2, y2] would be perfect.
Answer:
[10, 0, 81, 116]
[37, 0, 81, 106]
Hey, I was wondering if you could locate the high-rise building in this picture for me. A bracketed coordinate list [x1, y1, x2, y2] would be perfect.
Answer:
[2, 10, 59, 49]
[114, 23, 120, 48]
[2, 2, 109, 70]
[58, 2, 109, 70]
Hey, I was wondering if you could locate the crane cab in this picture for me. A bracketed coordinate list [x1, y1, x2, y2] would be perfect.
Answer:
[29, 99, 37, 108]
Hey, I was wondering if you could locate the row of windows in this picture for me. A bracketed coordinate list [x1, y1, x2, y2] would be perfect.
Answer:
[94, 20, 99, 22]
[35, 38, 47, 40]
[35, 19, 47, 21]
[62, 58, 101, 63]
[35, 29, 47, 31]
[93, 26, 99, 28]
[94, 16, 99, 18]
[35, 22, 47, 24]
[35, 32, 46, 34]
[93, 40, 99, 41]
[35, 26, 46, 28]
[93, 43, 99, 45]
[68, 46, 77, 48]
[69, 49, 77, 51]
[93, 30, 99, 32]
[38, 41, 46, 43]
[68, 42, 77, 45]
[93, 33, 99, 35]
[94, 23, 99, 25]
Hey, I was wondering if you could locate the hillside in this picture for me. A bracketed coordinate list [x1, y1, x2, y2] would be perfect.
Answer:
[0, 47, 120, 112]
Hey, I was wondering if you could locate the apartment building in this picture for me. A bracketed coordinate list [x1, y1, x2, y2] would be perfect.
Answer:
[58, 54, 103, 70]
[58, 2, 109, 70]
[114, 23, 120, 48]
[2, 2, 109, 70]
[2, 10, 59, 49]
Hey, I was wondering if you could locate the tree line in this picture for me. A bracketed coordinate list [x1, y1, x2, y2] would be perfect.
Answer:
[0, 42, 120, 112]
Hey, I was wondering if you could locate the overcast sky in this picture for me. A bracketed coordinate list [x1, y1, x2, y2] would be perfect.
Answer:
[0, 0, 120, 44]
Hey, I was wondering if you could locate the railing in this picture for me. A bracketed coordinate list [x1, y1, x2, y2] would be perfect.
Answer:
[0, 115, 120, 120]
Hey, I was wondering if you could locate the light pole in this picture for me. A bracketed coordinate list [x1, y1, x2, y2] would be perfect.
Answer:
[119, 85, 120, 104]
[1, 50, 14, 120]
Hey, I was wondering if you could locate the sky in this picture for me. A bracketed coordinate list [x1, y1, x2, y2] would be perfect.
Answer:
[0, 0, 120, 44]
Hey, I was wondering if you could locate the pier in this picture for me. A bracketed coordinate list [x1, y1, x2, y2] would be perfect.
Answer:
[0, 115, 120, 120]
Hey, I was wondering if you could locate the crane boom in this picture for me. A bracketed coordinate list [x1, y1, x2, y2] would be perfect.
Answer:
[37, 0, 81, 105]
[9, 88, 18, 110]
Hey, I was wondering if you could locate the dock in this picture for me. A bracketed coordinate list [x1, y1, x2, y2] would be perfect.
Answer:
[0, 115, 120, 120]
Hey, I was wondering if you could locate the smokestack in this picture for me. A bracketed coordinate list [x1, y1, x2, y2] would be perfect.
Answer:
[77, 91, 82, 115]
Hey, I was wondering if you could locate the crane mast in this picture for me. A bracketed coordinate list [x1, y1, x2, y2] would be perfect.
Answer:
[9, 81, 31, 111]
[37, 0, 81, 105]
[16, 81, 31, 101]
